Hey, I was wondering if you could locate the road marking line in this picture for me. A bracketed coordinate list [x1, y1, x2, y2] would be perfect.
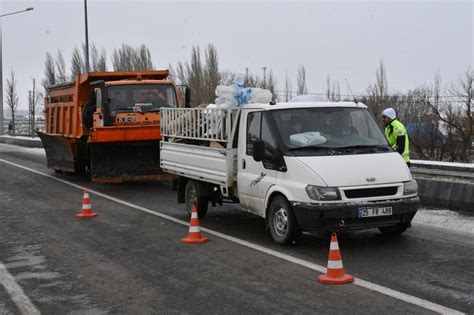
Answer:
[0, 159, 463, 315]
[0, 262, 41, 315]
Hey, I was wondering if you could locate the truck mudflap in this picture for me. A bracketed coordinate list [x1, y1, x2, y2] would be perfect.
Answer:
[291, 197, 419, 231]
[89, 140, 172, 183]
[36, 131, 76, 172]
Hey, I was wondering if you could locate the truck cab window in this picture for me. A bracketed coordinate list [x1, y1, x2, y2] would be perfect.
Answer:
[246, 112, 277, 156]
[246, 112, 262, 155]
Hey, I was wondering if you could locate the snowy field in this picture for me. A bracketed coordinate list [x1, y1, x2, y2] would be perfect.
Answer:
[1, 143, 473, 235]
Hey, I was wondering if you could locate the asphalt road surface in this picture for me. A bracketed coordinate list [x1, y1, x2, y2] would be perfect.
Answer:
[0, 144, 473, 314]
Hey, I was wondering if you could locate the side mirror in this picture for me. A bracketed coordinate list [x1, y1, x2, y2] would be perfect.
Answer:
[185, 87, 191, 108]
[252, 140, 265, 162]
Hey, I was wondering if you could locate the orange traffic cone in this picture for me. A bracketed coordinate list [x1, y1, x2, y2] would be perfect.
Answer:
[317, 232, 354, 284]
[76, 189, 98, 219]
[181, 204, 208, 244]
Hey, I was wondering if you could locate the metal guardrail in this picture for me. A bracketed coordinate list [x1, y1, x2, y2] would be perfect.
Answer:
[2, 119, 45, 137]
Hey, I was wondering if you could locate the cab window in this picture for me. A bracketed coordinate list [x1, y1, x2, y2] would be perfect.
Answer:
[246, 112, 276, 156]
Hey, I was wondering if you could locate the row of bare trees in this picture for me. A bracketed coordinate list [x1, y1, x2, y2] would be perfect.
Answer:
[359, 61, 472, 162]
[28, 43, 474, 162]
[42, 43, 153, 92]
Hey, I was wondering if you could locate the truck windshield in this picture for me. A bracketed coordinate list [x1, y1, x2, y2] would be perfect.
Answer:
[107, 84, 177, 113]
[270, 107, 390, 155]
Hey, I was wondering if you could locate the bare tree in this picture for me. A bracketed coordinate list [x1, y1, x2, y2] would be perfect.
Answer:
[71, 45, 84, 78]
[266, 70, 277, 101]
[135, 44, 154, 70]
[326, 75, 341, 101]
[424, 69, 472, 162]
[363, 60, 389, 118]
[447, 68, 473, 162]
[42, 52, 56, 92]
[296, 64, 307, 95]
[56, 50, 67, 83]
[284, 72, 292, 102]
[5, 70, 19, 135]
[91, 44, 107, 72]
[374, 59, 388, 117]
[204, 44, 220, 104]
[28, 79, 42, 136]
[244, 67, 262, 88]
[112, 44, 154, 71]
[220, 70, 235, 86]
[112, 44, 135, 71]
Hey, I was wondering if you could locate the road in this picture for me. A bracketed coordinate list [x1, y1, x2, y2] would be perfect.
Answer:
[0, 143, 473, 314]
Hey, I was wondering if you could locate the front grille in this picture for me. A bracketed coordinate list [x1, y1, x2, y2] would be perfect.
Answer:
[344, 187, 398, 199]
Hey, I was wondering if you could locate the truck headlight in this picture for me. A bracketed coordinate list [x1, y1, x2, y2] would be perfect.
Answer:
[403, 180, 418, 195]
[305, 185, 340, 201]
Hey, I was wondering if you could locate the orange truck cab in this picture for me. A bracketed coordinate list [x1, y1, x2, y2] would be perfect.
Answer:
[37, 70, 190, 183]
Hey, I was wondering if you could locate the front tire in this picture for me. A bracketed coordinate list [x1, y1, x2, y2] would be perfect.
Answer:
[268, 196, 301, 245]
[184, 180, 208, 219]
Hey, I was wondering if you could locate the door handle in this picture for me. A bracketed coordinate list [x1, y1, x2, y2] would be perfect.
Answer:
[242, 159, 246, 169]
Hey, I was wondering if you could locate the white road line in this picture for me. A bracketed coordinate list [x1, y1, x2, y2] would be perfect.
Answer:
[0, 159, 463, 315]
[0, 262, 41, 315]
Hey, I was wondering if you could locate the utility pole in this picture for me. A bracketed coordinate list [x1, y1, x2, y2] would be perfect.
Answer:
[84, 0, 90, 73]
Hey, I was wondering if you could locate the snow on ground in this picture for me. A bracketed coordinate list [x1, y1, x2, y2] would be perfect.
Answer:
[0, 135, 41, 141]
[413, 208, 474, 234]
[0, 143, 45, 156]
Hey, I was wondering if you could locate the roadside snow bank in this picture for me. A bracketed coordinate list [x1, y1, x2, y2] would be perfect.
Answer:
[413, 208, 474, 234]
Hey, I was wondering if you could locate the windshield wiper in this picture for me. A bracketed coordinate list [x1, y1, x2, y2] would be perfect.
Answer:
[336, 145, 390, 153]
[288, 145, 335, 151]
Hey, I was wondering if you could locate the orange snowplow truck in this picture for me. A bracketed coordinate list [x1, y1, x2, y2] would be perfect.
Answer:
[37, 70, 189, 183]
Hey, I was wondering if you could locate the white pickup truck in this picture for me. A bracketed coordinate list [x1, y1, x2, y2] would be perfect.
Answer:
[160, 101, 419, 244]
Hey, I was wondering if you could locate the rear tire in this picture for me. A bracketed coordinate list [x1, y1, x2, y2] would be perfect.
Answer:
[268, 196, 301, 245]
[378, 222, 409, 235]
[184, 180, 208, 219]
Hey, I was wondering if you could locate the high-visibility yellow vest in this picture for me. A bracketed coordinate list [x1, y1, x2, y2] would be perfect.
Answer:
[384, 119, 410, 163]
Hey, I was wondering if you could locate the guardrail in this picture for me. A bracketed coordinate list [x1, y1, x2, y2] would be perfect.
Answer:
[2, 119, 44, 135]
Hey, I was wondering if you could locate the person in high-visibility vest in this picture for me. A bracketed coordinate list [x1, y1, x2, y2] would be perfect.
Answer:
[381, 107, 411, 166]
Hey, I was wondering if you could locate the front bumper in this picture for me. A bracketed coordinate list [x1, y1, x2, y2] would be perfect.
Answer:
[291, 197, 419, 231]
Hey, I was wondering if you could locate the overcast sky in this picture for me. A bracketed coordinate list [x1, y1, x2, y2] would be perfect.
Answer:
[1, 0, 473, 110]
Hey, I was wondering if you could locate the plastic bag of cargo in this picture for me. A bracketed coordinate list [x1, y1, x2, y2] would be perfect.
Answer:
[247, 88, 273, 104]
[290, 132, 327, 147]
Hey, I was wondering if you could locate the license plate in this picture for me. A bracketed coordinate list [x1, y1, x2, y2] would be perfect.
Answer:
[358, 206, 392, 218]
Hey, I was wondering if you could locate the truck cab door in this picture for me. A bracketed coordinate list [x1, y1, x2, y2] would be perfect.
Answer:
[237, 111, 278, 216]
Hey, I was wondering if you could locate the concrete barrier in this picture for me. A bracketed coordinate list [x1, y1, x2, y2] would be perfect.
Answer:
[414, 177, 474, 212]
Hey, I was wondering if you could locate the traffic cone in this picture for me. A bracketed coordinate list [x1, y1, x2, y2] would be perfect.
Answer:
[181, 204, 208, 244]
[317, 232, 354, 284]
[76, 189, 98, 219]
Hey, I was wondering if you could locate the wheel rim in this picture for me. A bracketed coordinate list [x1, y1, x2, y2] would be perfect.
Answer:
[273, 207, 288, 237]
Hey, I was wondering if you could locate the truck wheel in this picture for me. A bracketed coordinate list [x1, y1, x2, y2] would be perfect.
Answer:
[378, 222, 409, 235]
[184, 180, 208, 219]
[268, 196, 301, 245]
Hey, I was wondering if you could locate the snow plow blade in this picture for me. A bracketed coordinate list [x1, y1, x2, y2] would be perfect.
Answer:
[36, 130, 76, 172]
[89, 140, 170, 183]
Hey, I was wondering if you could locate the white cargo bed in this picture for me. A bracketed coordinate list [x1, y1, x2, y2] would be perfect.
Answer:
[160, 107, 240, 187]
